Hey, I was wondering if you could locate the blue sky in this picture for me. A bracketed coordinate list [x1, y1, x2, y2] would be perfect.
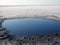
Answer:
[0, 0, 60, 5]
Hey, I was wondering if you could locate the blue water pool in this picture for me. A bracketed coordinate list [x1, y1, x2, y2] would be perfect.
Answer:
[2, 18, 60, 36]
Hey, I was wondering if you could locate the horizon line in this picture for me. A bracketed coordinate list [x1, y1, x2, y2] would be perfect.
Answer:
[0, 5, 60, 7]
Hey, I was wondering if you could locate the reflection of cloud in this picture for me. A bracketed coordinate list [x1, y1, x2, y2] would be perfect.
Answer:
[0, 6, 60, 21]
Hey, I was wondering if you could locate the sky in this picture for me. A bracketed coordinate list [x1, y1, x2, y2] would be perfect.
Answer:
[0, 0, 60, 5]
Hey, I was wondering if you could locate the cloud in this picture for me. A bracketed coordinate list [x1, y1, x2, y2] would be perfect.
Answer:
[0, 6, 60, 21]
